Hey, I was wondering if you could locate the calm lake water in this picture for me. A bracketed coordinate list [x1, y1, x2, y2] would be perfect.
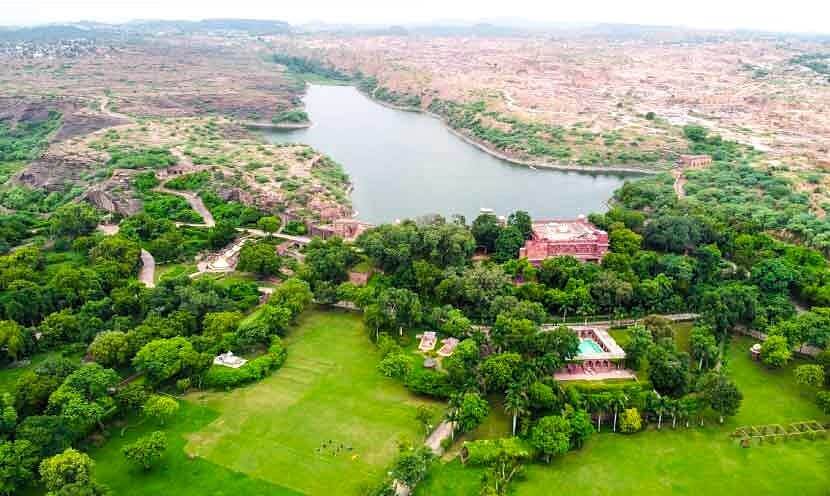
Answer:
[265, 85, 632, 224]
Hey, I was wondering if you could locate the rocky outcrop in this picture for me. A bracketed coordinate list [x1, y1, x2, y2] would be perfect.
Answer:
[15, 148, 104, 192]
[82, 169, 142, 216]
[83, 188, 142, 216]
[217, 186, 255, 205]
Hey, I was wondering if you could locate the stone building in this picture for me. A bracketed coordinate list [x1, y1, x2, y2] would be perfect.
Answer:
[678, 154, 712, 168]
[518, 216, 609, 264]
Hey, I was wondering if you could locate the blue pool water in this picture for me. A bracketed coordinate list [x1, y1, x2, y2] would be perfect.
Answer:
[578, 339, 603, 355]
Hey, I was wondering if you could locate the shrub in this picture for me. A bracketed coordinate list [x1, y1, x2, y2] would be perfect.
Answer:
[619, 408, 642, 433]
[121, 431, 167, 471]
[165, 171, 210, 191]
[377, 353, 411, 379]
[108, 147, 177, 169]
[272, 110, 309, 124]
[817, 391, 830, 414]
[462, 438, 531, 466]
[203, 337, 287, 390]
[404, 367, 452, 399]
[761, 335, 792, 368]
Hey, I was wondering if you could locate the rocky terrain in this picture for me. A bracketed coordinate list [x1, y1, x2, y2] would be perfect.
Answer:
[270, 34, 830, 170]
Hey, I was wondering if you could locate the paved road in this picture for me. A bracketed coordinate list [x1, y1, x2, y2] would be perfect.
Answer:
[139, 249, 156, 288]
[157, 186, 215, 227]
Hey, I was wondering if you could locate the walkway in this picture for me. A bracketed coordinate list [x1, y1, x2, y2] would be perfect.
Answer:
[424, 420, 456, 456]
[139, 249, 156, 288]
[239, 227, 311, 245]
[156, 186, 215, 227]
[554, 369, 637, 381]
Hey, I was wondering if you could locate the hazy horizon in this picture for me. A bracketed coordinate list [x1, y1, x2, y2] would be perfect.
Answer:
[4, 0, 830, 35]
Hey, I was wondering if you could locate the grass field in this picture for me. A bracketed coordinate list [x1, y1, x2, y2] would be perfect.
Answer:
[0, 349, 84, 393]
[417, 335, 830, 495]
[183, 309, 439, 495]
[18, 309, 437, 496]
[154, 262, 197, 283]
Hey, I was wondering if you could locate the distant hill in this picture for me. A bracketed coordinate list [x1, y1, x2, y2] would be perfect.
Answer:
[126, 18, 291, 35]
[0, 24, 108, 42]
[0, 18, 292, 42]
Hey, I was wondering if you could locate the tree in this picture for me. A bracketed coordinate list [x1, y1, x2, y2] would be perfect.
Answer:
[256, 216, 280, 236]
[699, 372, 743, 423]
[202, 311, 243, 338]
[647, 346, 689, 397]
[142, 395, 179, 426]
[133, 337, 207, 385]
[50, 204, 99, 239]
[0, 321, 24, 362]
[15, 415, 72, 458]
[818, 350, 830, 387]
[619, 408, 642, 433]
[303, 237, 358, 285]
[377, 353, 411, 379]
[793, 364, 824, 389]
[365, 288, 422, 339]
[642, 315, 674, 341]
[644, 215, 712, 254]
[493, 226, 524, 262]
[622, 324, 652, 369]
[471, 213, 501, 253]
[507, 211, 532, 240]
[504, 386, 528, 437]
[237, 241, 281, 277]
[760, 334, 791, 368]
[609, 225, 642, 256]
[452, 392, 489, 433]
[267, 278, 313, 317]
[389, 444, 433, 487]
[817, 391, 830, 414]
[87, 331, 131, 368]
[565, 407, 594, 448]
[480, 353, 522, 393]
[39, 448, 94, 492]
[440, 308, 472, 337]
[689, 325, 718, 370]
[122, 431, 167, 471]
[114, 383, 148, 414]
[529, 415, 571, 463]
[0, 440, 37, 495]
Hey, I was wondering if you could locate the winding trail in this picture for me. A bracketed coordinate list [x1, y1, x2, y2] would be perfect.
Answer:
[156, 186, 215, 227]
[673, 170, 687, 199]
[139, 249, 156, 288]
[99, 95, 132, 121]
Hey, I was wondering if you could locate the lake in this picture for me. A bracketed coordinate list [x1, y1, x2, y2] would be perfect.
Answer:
[264, 84, 632, 224]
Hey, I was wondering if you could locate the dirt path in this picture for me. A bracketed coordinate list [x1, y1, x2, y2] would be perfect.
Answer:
[139, 249, 156, 288]
[99, 95, 132, 121]
[673, 170, 687, 199]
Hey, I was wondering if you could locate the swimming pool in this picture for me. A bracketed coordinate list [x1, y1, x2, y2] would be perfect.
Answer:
[578, 338, 604, 356]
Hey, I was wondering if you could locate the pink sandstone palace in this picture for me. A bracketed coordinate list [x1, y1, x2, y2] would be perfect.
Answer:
[518, 216, 609, 264]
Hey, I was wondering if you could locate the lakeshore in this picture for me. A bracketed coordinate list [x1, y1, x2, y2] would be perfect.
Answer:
[360, 86, 662, 175]
[265, 84, 632, 223]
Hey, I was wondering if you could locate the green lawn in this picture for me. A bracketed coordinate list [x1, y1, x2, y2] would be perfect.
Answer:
[419, 334, 830, 495]
[183, 309, 440, 495]
[155, 262, 197, 283]
[84, 402, 296, 496]
[0, 349, 84, 393]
